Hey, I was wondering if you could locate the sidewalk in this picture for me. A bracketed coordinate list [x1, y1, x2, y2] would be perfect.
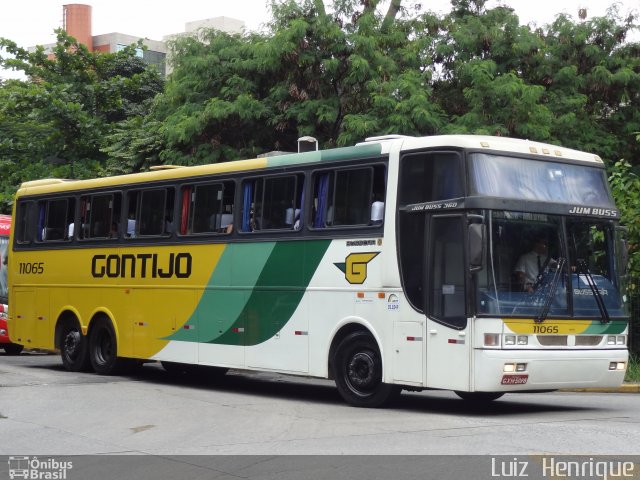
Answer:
[562, 383, 640, 393]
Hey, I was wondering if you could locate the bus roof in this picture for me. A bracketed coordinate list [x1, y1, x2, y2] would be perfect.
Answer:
[16, 135, 603, 197]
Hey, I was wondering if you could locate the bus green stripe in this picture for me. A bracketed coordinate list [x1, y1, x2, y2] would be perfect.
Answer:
[166, 242, 276, 342]
[265, 144, 382, 168]
[583, 320, 627, 335]
[211, 240, 331, 346]
[167, 240, 331, 346]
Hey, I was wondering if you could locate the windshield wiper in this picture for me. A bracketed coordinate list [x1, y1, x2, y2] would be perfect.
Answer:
[534, 257, 566, 324]
[576, 259, 610, 324]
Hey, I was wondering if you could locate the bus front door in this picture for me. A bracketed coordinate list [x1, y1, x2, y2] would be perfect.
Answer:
[425, 215, 471, 391]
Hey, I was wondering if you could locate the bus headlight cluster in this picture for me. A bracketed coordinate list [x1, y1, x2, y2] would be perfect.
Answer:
[503, 363, 527, 373]
[504, 335, 528, 346]
[607, 335, 626, 345]
[0, 328, 6, 336]
[609, 362, 626, 371]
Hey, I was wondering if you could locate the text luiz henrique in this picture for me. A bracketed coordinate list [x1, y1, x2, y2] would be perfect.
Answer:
[490, 457, 635, 480]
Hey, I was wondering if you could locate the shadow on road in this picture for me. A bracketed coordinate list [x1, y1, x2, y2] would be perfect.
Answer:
[11, 352, 602, 417]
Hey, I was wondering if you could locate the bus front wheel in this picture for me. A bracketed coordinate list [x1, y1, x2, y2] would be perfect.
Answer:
[333, 331, 400, 408]
[88, 319, 126, 375]
[59, 321, 90, 372]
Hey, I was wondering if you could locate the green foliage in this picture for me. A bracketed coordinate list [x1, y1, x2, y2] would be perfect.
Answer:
[0, 30, 163, 211]
[1, 1, 640, 238]
[609, 159, 640, 278]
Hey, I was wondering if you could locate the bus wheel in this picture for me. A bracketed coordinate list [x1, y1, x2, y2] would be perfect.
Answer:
[89, 319, 126, 375]
[333, 331, 400, 408]
[60, 322, 90, 372]
[3, 343, 24, 355]
[454, 391, 504, 402]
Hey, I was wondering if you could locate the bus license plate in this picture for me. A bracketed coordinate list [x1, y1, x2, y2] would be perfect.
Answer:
[501, 374, 528, 385]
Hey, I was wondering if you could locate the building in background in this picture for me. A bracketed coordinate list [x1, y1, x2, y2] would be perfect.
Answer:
[29, 3, 245, 78]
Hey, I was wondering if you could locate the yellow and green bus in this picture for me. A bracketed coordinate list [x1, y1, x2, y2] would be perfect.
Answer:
[8, 135, 629, 406]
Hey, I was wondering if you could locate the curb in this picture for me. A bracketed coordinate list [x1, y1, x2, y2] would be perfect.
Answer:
[561, 383, 640, 393]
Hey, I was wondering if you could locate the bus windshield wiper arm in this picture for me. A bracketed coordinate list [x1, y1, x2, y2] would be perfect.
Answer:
[535, 257, 566, 324]
[576, 259, 610, 324]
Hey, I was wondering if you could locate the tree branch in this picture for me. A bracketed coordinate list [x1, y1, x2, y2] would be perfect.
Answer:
[382, 0, 402, 31]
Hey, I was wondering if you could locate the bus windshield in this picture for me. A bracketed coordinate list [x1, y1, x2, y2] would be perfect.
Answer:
[469, 153, 614, 206]
[476, 211, 627, 319]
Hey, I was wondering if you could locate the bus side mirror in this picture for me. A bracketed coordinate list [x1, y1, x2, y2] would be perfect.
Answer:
[469, 222, 485, 272]
[615, 226, 629, 277]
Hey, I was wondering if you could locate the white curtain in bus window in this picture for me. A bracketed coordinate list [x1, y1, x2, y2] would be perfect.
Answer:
[469, 154, 614, 206]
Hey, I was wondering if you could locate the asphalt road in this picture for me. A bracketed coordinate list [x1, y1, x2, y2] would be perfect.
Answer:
[2, 350, 640, 458]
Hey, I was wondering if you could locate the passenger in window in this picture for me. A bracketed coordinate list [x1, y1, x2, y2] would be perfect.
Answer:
[109, 222, 119, 238]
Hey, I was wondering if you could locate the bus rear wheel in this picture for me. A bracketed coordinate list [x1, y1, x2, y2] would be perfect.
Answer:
[333, 331, 400, 408]
[89, 319, 126, 375]
[59, 322, 90, 372]
[3, 343, 24, 355]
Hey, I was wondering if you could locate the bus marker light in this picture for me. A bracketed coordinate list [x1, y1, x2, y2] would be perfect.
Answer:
[377, 292, 385, 299]
[294, 331, 308, 336]
[448, 338, 465, 344]
[233, 327, 245, 333]
[183, 325, 195, 330]
[503, 363, 516, 373]
[484, 334, 500, 346]
[357, 292, 365, 299]
[407, 336, 423, 342]
[516, 363, 527, 372]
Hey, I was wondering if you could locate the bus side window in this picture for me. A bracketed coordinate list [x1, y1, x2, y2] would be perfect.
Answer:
[312, 165, 385, 228]
[78, 193, 121, 240]
[127, 188, 175, 238]
[184, 181, 235, 235]
[16, 202, 35, 244]
[39, 198, 75, 242]
[241, 174, 303, 232]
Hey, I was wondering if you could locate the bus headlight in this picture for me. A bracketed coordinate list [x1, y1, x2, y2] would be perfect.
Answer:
[504, 335, 516, 346]
[609, 362, 626, 371]
[517, 336, 528, 345]
[607, 335, 627, 345]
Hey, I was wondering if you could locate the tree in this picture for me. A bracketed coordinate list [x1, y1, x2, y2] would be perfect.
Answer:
[0, 30, 164, 211]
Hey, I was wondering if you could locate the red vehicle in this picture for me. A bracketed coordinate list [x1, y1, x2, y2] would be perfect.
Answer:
[0, 214, 21, 355]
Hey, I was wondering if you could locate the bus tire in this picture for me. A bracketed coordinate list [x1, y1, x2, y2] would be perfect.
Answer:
[3, 343, 24, 355]
[454, 391, 504, 402]
[88, 318, 126, 375]
[333, 331, 400, 408]
[59, 321, 91, 372]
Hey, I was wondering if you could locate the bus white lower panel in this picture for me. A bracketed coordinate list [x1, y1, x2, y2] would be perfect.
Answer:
[473, 349, 628, 392]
